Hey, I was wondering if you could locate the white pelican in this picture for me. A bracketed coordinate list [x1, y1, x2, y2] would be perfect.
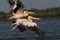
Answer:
[10, 16, 43, 35]
[7, 0, 44, 35]
[7, 0, 35, 20]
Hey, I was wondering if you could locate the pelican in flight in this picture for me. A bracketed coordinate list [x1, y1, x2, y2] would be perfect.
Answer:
[10, 16, 43, 35]
[7, 0, 44, 36]
[7, 0, 35, 20]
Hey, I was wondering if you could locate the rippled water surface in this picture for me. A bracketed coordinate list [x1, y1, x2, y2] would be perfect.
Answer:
[0, 18, 60, 40]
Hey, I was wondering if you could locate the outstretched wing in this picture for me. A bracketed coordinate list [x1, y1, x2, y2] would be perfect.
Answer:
[14, 0, 25, 14]
[17, 0, 25, 9]
[7, 0, 15, 5]
[28, 26, 44, 36]
[7, 0, 16, 14]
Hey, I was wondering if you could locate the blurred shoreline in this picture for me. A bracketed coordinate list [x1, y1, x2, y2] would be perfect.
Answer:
[0, 7, 60, 21]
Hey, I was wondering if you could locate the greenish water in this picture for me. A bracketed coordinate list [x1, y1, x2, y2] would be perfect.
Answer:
[0, 18, 60, 40]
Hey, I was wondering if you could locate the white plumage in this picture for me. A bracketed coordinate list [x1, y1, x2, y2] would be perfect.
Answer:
[23, 21, 37, 27]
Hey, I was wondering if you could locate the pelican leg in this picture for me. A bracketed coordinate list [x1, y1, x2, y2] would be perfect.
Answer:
[11, 25, 17, 30]
[10, 23, 17, 30]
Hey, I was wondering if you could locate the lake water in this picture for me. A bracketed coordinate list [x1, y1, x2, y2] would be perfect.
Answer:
[0, 18, 60, 40]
